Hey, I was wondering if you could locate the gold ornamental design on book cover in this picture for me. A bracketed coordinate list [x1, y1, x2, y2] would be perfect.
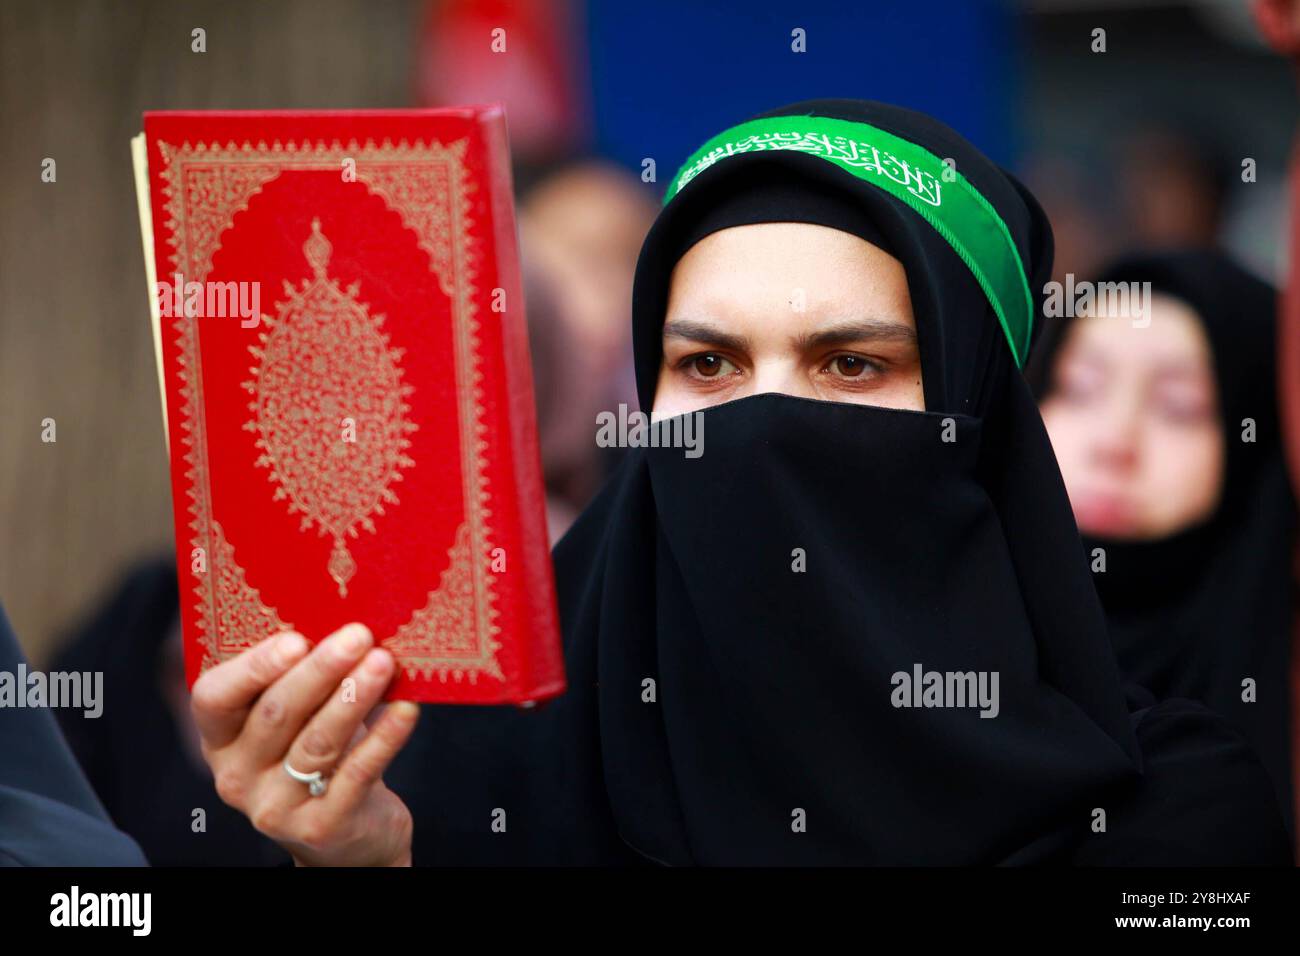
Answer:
[243, 218, 418, 597]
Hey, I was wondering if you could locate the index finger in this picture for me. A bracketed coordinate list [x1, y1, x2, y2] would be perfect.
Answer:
[191, 631, 311, 748]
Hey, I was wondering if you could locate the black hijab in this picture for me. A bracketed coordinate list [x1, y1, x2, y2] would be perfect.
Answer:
[1027, 249, 1296, 835]
[392, 100, 1290, 865]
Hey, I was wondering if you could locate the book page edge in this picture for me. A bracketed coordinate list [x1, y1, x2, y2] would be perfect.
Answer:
[131, 132, 169, 455]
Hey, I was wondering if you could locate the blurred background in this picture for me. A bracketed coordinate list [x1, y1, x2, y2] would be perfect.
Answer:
[0, 0, 1295, 664]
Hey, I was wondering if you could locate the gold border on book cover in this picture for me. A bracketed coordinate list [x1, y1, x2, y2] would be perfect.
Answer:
[157, 138, 502, 684]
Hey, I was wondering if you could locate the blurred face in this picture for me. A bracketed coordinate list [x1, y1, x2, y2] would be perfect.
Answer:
[1039, 294, 1224, 540]
[521, 164, 657, 364]
[652, 222, 924, 418]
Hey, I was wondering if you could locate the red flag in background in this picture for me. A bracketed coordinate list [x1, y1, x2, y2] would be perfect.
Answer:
[416, 0, 589, 163]
[1253, 0, 1300, 499]
[1252, 0, 1300, 859]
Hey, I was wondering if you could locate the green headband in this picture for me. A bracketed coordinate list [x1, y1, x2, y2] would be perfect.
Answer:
[663, 115, 1035, 367]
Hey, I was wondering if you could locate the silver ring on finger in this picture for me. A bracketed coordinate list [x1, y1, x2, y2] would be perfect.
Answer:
[283, 760, 329, 797]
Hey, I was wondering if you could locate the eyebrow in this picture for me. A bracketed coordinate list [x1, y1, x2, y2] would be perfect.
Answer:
[1150, 363, 1214, 384]
[794, 319, 917, 351]
[661, 319, 751, 353]
[1066, 343, 1213, 381]
[661, 317, 917, 353]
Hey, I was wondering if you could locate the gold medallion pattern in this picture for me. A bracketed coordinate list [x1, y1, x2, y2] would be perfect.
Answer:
[158, 138, 501, 681]
[243, 218, 417, 597]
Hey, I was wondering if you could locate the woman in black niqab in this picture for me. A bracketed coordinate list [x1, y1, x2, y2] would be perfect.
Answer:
[1028, 250, 1297, 839]
[390, 99, 1291, 865]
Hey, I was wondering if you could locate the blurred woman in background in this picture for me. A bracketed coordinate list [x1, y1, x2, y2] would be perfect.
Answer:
[1031, 250, 1297, 838]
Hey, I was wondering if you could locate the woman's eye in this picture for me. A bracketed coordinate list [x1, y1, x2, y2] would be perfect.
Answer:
[688, 353, 737, 379]
[1154, 391, 1215, 424]
[1055, 364, 1103, 404]
[824, 354, 878, 380]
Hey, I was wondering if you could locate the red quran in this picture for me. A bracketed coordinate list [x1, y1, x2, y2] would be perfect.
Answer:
[131, 107, 565, 704]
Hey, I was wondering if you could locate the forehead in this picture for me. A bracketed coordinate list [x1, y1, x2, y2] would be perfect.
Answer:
[1066, 294, 1214, 372]
[664, 222, 913, 330]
